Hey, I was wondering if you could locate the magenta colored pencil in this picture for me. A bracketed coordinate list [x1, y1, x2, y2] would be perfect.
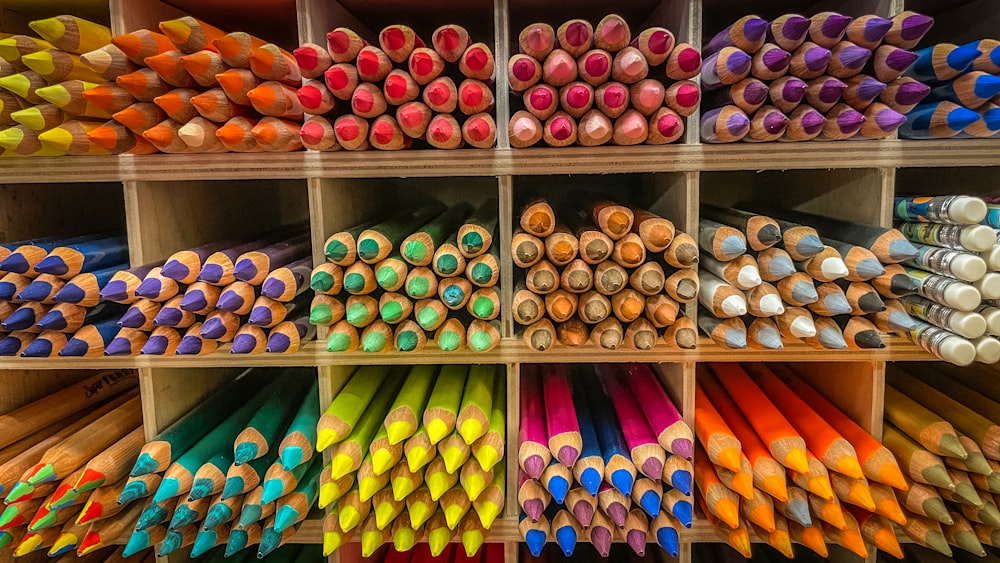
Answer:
[542, 49, 578, 87]
[518, 469, 546, 521]
[631, 27, 674, 66]
[701, 46, 751, 90]
[789, 42, 831, 79]
[747, 105, 789, 142]
[821, 103, 865, 140]
[700, 105, 750, 143]
[806, 76, 847, 112]
[885, 11, 935, 50]
[769, 14, 810, 52]
[518, 365, 551, 478]
[542, 364, 582, 468]
[785, 104, 826, 141]
[843, 74, 886, 110]
[880, 77, 930, 113]
[577, 49, 612, 86]
[624, 363, 692, 459]
[703, 15, 768, 57]
[845, 15, 893, 50]
[595, 82, 630, 118]
[809, 12, 852, 48]
[751, 43, 790, 80]
[597, 364, 665, 479]
[524, 83, 558, 120]
[872, 45, 919, 83]
[508, 54, 541, 92]
[828, 42, 872, 79]
[769, 76, 808, 113]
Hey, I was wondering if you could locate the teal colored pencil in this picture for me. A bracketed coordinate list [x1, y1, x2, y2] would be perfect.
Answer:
[188, 451, 234, 501]
[222, 448, 277, 500]
[273, 459, 323, 532]
[278, 379, 320, 471]
[234, 374, 312, 465]
[260, 457, 313, 504]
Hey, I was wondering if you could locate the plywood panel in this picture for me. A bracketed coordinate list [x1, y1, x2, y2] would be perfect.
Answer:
[0, 183, 126, 245]
[0, 369, 114, 414]
[783, 361, 881, 434]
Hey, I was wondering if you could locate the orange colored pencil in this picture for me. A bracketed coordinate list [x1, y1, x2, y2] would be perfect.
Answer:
[246, 81, 304, 119]
[699, 366, 789, 502]
[144, 51, 197, 88]
[693, 374, 742, 472]
[112, 30, 175, 65]
[80, 83, 135, 114]
[710, 362, 809, 474]
[178, 50, 229, 87]
[215, 116, 261, 152]
[216, 68, 261, 106]
[153, 88, 199, 123]
[191, 88, 252, 122]
[248, 44, 301, 85]
[112, 102, 166, 134]
[693, 446, 741, 528]
[159, 17, 227, 54]
[142, 119, 189, 153]
[116, 68, 171, 102]
[213, 31, 265, 69]
[746, 363, 863, 479]
[251, 117, 302, 152]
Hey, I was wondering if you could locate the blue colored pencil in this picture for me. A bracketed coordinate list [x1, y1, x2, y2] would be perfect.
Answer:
[16, 273, 64, 303]
[519, 513, 549, 558]
[100, 261, 163, 304]
[59, 317, 119, 356]
[569, 376, 604, 497]
[900, 101, 980, 139]
[20, 330, 67, 357]
[161, 238, 241, 284]
[105, 327, 149, 356]
[925, 71, 1000, 109]
[580, 369, 636, 497]
[1, 301, 49, 331]
[905, 43, 982, 83]
[0, 272, 30, 300]
[37, 301, 117, 332]
[0, 331, 35, 356]
[34, 235, 129, 279]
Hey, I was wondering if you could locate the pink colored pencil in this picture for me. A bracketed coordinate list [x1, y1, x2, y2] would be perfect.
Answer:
[292, 43, 332, 79]
[664, 80, 700, 116]
[369, 114, 411, 151]
[408, 47, 444, 85]
[323, 63, 358, 100]
[625, 363, 692, 459]
[326, 28, 368, 64]
[508, 54, 541, 92]
[432, 24, 471, 63]
[519, 365, 552, 478]
[396, 101, 432, 138]
[383, 69, 420, 106]
[611, 47, 649, 84]
[425, 113, 462, 149]
[559, 81, 594, 118]
[524, 84, 558, 120]
[613, 108, 648, 145]
[577, 109, 613, 146]
[543, 49, 578, 87]
[666, 43, 702, 80]
[647, 107, 684, 144]
[594, 14, 631, 53]
[334, 114, 369, 151]
[351, 83, 387, 118]
[300, 116, 339, 151]
[632, 27, 675, 66]
[557, 19, 594, 58]
[629, 78, 666, 116]
[458, 78, 493, 115]
[542, 364, 583, 468]
[577, 49, 612, 86]
[509, 110, 543, 148]
[598, 364, 667, 479]
[379, 24, 425, 64]
[356, 45, 392, 82]
[462, 112, 495, 148]
[296, 79, 335, 115]
[595, 82, 630, 118]
[520, 23, 555, 60]
[543, 111, 577, 147]
[422, 76, 457, 113]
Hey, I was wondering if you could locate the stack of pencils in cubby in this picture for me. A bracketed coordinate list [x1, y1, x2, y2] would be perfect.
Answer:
[294, 23, 496, 151]
[0, 233, 129, 357]
[0, 13, 310, 155]
[700, 11, 932, 143]
[103, 225, 314, 356]
[113, 369, 319, 559]
[884, 363, 1000, 557]
[696, 363, 908, 560]
[696, 203, 927, 354]
[513, 193, 699, 351]
[319, 365, 505, 558]
[898, 39, 1000, 139]
[314, 201, 501, 353]
[0, 15, 121, 156]
[891, 194, 1000, 364]
[0, 370, 141, 557]
[508, 15, 700, 148]
[518, 364, 692, 559]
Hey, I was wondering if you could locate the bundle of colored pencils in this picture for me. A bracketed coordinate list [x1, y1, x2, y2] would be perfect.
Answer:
[695, 363, 908, 560]
[0, 15, 123, 156]
[885, 363, 1000, 557]
[115, 369, 320, 558]
[102, 225, 314, 356]
[295, 23, 496, 151]
[899, 40, 1000, 139]
[508, 15, 700, 148]
[0, 371, 145, 557]
[518, 364, 693, 558]
[0, 233, 130, 357]
[318, 365, 506, 558]
[700, 12, 932, 143]
[314, 200, 502, 353]
[513, 193, 699, 351]
[891, 194, 1000, 364]
[696, 204, 929, 354]
[2, 14, 311, 155]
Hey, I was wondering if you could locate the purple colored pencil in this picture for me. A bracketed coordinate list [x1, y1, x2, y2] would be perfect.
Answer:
[260, 255, 312, 302]
[99, 261, 164, 304]
[843, 74, 887, 111]
[153, 296, 196, 327]
[747, 106, 789, 142]
[880, 77, 930, 113]
[704, 77, 768, 114]
[140, 326, 181, 355]
[703, 15, 768, 58]
[806, 76, 847, 112]
[768, 14, 810, 52]
[178, 281, 221, 314]
[789, 42, 831, 79]
[809, 12, 852, 48]
[873, 45, 919, 83]
[161, 239, 242, 284]
[828, 42, 872, 79]
[233, 233, 311, 286]
[701, 46, 751, 91]
[821, 103, 866, 140]
[230, 324, 267, 354]
[885, 11, 935, 50]
[860, 102, 906, 139]
[785, 105, 826, 141]
[701, 106, 750, 143]
[751, 43, 790, 80]
[845, 15, 893, 50]
[769, 76, 808, 113]
[265, 313, 314, 353]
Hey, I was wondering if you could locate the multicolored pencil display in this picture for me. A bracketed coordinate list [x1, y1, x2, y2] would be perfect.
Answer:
[318, 364, 506, 557]
[513, 192, 698, 351]
[700, 11, 931, 142]
[695, 363, 907, 560]
[316, 200, 501, 353]
[518, 363, 692, 558]
[508, 15, 700, 148]
[297, 23, 496, 150]
[901, 40, 1000, 139]
[0, 233, 130, 357]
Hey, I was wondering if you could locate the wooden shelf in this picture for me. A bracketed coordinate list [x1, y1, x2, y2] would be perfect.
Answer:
[0, 337, 934, 370]
[1, 140, 998, 183]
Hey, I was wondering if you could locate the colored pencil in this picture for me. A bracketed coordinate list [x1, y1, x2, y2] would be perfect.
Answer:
[29, 16, 110, 55]
[770, 15, 818, 53]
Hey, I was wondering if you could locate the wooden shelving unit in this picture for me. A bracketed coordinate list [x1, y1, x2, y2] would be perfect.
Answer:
[0, 0, 997, 562]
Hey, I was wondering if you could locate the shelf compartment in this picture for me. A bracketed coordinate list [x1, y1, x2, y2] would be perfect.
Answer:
[895, 166, 1000, 199]
[0, 0, 112, 37]
[901, 0, 996, 47]
[0, 182, 126, 249]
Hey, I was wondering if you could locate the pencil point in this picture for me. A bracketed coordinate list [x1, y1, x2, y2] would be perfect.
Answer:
[58, 338, 90, 357]
[261, 480, 284, 504]
[122, 529, 152, 558]
[221, 477, 245, 500]
[234, 443, 259, 465]
[21, 339, 55, 358]
[153, 477, 179, 502]
[189, 529, 218, 558]
[784, 449, 810, 474]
